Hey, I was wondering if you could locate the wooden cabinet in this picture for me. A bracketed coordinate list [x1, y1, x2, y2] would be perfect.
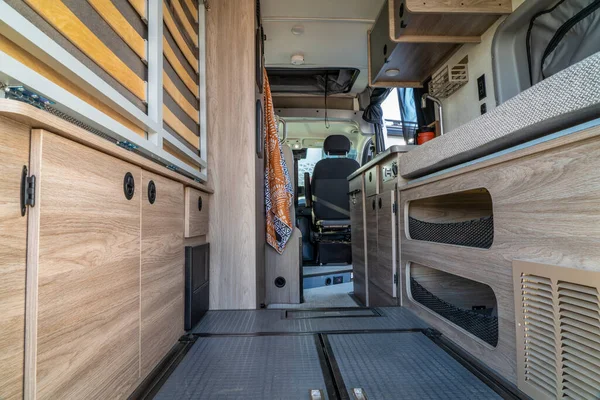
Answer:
[141, 171, 185, 378]
[0, 117, 30, 400]
[185, 186, 209, 238]
[365, 191, 398, 307]
[31, 130, 141, 399]
[350, 189, 367, 306]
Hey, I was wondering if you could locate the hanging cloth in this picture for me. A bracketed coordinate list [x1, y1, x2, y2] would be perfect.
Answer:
[264, 68, 293, 254]
[362, 87, 391, 154]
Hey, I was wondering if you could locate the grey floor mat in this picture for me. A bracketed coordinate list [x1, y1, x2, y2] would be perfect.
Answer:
[153, 335, 328, 400]
[286, 309, 377, 319]
[327, 332, 501, 400]
[192, 307, 428, 334]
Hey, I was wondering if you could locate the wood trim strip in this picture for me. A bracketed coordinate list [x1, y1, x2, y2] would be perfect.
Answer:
[163, 37, 199, 96]
[128, 0, 147, 20]
[183, 0, 198, 22]
[24, 129, 43, 400]
[172, 0, 198, 46]
[0, 34, 145, 137]
[394, 35, 482, 44]
[88, 0, 147, 61]
[163, 140, 200, 169]
[163, 1, 199, 71]
[163, 71, 199, 123]
[23, 0, 147, 101]
[0, 100, 212, 192]
[163, 104, 199, 148]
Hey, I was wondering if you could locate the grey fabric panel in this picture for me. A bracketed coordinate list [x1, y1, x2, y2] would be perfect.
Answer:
[165, 0, 198, 50]
[400, 52, 600, 179]
[163, 122, 199, 153]
[163, 89, 199, 134]
[529, 0, 600, 84]
[154, 336, 329, 400]
[62, 0, 146, 80]
[5, 0, 146, 111]
[164, 23, 198, 83]
[164, 56, 199, 106]
[192, 307, 429, 334]
[111, 0, 147, 38]
[328, 332, 501, 399]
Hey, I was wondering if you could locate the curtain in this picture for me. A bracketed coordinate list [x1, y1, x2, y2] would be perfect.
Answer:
[362, 87, 392, 154]
[398, 88, 418, 143]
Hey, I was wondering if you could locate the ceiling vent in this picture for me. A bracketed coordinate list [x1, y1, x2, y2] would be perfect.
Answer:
[514, 261, 600, 400]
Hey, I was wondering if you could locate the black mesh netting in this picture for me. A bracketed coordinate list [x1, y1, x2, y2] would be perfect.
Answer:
[410, 278, 499, 347]
[408, 216, 494, 249]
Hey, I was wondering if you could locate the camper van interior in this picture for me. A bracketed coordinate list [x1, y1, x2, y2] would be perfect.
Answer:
[1, 0, 600, 399]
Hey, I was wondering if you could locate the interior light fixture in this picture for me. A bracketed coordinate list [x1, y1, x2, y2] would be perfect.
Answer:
[291, 25, 305, 35]
[385, 68, 400, 77]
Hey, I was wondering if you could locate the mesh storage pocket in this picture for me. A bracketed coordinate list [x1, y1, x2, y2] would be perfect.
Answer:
[408, 216, 494, 249]
[410, 277, 499, 346]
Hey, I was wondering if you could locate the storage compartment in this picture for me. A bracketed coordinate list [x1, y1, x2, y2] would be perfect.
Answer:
[409, 263, 499, 347]
[364, 166, 379, 197]
[407, 188, 493, 249]
[185, 243, 210, 331]
[185, 187, 210, 238]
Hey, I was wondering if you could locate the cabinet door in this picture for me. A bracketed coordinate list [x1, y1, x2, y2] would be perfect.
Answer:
[184, 187, 209, 238]
[365, 196, 379, 307]
[141, 171, 185, 378]
[0, 118, 30, 400]
[32, 130, 141, 399]
[371, 191, 397, 306]
[350, 193, 367, 306]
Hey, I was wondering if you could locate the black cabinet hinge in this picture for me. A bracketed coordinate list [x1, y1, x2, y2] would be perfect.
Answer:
[394, 273, 398, 285]
[20, 166, 36, 216]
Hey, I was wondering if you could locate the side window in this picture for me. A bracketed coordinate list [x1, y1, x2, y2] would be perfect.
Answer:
[298, 148, 324, 202]
[382, 88, 419, 146]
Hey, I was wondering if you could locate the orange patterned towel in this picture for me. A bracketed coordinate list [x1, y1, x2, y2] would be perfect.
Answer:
[264, 68, 293, 254]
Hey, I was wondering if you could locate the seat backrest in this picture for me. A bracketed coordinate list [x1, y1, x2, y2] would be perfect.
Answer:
[311, 135, 359, 221]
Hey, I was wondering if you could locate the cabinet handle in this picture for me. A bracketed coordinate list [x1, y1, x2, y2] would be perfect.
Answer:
[123, 172, 135, 200]
[378, 198, 382, 209]
[372, 199, 376, 210]
[369, 172, 372, 182]
[148, 180, 156, 204]
[198, 196, 203, 211]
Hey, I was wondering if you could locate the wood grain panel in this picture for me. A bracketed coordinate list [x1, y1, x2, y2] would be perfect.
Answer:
[365, 195, 378, 307]
[183, 0, 198, 22]
[206, 0, 258, 309]
[163, 1, 198, 71]
[24, 0, 146, 100]
[88, 0, 147, 61]
[185, 187, 209, 238]
[141, 171, 185, 378]
[128, 0, 146, 20]
[408, 188, 492, 223]
[163, 104, 199, 148]
[33, 130, 141, 399]
[400, 130, 600, 384]
[350, 187, 367, 306]
[0, 34, 145, 137]
[163, 37, 199, 96]
[163, 71, 199, 123]
[405, 0, 511, 13]
[0, 117, 29, 400]
[371, 192, 396, 306]
[0, 100, 211, 192]
[173, 0, 198, 46]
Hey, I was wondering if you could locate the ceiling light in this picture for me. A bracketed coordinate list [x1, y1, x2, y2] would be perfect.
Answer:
[385, 68, 400, 77]
[291, 25, 304, 35]
[291, 54, 305, 65]
[293, 143, 301, 149]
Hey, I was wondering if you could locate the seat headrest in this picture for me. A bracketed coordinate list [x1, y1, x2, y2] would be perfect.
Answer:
[323, 135, 351, 156]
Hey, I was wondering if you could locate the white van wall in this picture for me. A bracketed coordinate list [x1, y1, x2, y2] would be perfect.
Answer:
[434, 0, 528, 133]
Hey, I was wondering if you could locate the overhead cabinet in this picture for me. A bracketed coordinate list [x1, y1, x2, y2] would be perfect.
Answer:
[369, 0, 511, 86]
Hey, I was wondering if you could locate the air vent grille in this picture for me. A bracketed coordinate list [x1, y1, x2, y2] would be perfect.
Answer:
[514, 261, 600, 400]
[521, 274, 558, 398]
[558, 281, 600, 400]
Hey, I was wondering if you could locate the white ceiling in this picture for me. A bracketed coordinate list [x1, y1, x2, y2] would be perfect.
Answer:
[262, 0, 385, 95]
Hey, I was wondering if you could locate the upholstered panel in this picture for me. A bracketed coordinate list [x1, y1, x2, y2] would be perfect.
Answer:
[399, 53, 600, 179]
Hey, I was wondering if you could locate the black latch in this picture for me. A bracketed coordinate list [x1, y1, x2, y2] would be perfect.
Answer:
[394, 273, 398, 285]
[20, 166, 36, 216]
[392, 202, 398, 214]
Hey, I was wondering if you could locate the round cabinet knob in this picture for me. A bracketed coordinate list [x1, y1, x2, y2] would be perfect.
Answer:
[198, 196, 203, 211]
[148, 180, 156, 204]
[274, 276, 286, 288]
[123, 172, 135, 200]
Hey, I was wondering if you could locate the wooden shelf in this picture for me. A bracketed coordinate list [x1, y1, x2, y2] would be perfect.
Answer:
[369, 0, 511, 87]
